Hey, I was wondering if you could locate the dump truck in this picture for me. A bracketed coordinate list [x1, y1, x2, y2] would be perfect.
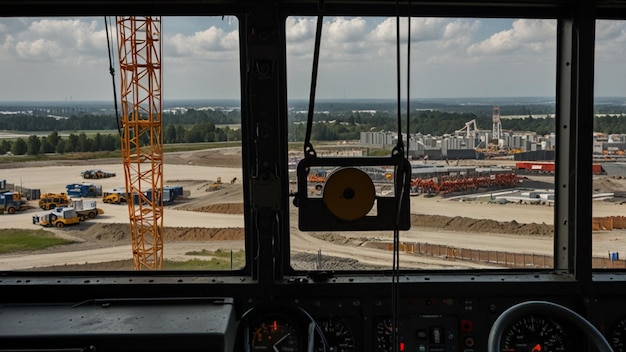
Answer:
[0, 191, 26, 214]
[81, 169, 116, 179]
[32, 207, 80, 228]
[71, 198, 104, 220]
[39, 193, 71, 210]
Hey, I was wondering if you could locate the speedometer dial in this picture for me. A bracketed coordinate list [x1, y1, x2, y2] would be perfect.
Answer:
[608, 317, 626, 352]
[375, 318, 394, 352]
[314, 317, 355, 352]
[250, 317, 300, 351]
[501, 314, 569, 351]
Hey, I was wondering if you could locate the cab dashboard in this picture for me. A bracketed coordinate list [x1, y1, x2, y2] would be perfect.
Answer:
[1, 0, 626, 352]
[0, 277, 625, 351]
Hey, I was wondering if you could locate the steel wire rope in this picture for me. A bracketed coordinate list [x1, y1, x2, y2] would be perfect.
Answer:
[104, 16, 122, 137]
[392, 3, 412, 351]
[406, 0, 411, 160]
[391, 4, 401, 351]
[302, 5, 410, 350]
[303, 1, 325, 157]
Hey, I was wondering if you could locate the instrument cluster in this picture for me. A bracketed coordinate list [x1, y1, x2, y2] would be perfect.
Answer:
[241, 296, 626, 352]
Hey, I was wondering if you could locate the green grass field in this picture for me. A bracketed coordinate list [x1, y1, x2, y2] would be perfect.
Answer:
[0, 228, 245, 270]
[0, 229, 77, 254]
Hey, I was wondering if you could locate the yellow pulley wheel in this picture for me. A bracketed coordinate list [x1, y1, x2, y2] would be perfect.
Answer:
[323, 167, 376, 221]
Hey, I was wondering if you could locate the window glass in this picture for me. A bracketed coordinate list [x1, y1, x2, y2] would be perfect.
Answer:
[0, 16, 244, 271]
[593, 19, 626, 269]
[287, 16, 557, 270]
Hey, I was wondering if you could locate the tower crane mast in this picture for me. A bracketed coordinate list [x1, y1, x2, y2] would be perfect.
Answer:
[492, 106, 502, 140]
[116, 16, 164, 270]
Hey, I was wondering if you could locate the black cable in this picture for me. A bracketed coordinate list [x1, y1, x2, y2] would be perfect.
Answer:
[104, 16, 122, 137]
[391, 4, 402, 352]
[304, 3, 324, 158]
[406, 0, 411, 159]
[395, 6, 402, 144]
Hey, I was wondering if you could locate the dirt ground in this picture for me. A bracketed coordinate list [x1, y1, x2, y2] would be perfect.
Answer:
[0, 147, 243, 170]
[2, 147, 626, 270]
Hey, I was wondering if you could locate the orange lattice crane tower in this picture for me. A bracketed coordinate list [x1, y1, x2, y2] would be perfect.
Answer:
[116, 16, 164, 270]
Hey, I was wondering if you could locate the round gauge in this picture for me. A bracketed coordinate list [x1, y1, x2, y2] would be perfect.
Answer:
[608, 317, 626, 352]
[249, 317, 300, 351]
[314, 317, 356, 352]
[501, 314, 569, 351]
[375, 318, 394, 352]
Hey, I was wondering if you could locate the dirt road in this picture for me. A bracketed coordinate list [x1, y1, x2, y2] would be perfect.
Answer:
[1, 147, 625, 270]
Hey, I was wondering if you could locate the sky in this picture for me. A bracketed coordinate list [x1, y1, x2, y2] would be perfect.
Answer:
[0, 16, 624, 102]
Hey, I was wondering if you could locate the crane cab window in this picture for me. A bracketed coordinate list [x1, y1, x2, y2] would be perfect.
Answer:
[0, 16, 244, 272]
[592, 19, 626, 269]
[286, 16, 557, 270]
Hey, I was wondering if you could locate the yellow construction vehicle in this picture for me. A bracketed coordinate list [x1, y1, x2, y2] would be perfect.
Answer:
[32, 207, 80, 228]
[102, 188, 127, 204]
[103, 193, 126, 204]
[38, 193, 71, 210]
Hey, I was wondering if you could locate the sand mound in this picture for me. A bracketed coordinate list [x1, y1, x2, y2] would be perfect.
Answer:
[593, 176, 626, 193]
[173, 183, 244, 214]
[183, 203, 245, 214]
[65, 223, 244, 243]
[73, 211, 551, 245]
[410, 214, 552, 237]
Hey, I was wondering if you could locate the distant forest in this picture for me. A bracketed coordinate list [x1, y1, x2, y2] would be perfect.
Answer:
[0, 108, 242, 155]
[2, 102, 626, 155]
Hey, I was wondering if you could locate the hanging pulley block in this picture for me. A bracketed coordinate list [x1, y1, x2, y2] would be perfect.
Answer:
[323, 167, 376, 221]
[294, 154, 411, 231]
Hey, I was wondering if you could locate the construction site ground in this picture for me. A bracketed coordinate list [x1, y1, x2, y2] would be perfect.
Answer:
[1, 147, 626, 270]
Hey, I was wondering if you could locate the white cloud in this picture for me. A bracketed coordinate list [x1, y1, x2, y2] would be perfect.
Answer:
[4, 15, 618, 100]
[326, 17, 367, 43]
[594, 20, 626, 97]
[15, 38, 62, 61]
[0, 34, 14, 60]
[596, 20, 626, 61]
[368, 18, 472, 43]
[0, 17, 237, 100]
[286, 17, 559, 99]
[166, 26, 238, 61]
[29, 19, 104, 53]
[286, 17, 315, 42]
[287, 17, 371, 60]
[1, 18, 108, 66]
[286, 17, 316, 60]
[467, 19, 555, 60]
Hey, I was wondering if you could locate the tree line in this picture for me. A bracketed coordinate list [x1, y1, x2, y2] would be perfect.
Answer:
[0, 108, 240, 131]
[0, 121, 241, 156]
[3, 109, 626, 156]
[0, 131, 119, 156]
